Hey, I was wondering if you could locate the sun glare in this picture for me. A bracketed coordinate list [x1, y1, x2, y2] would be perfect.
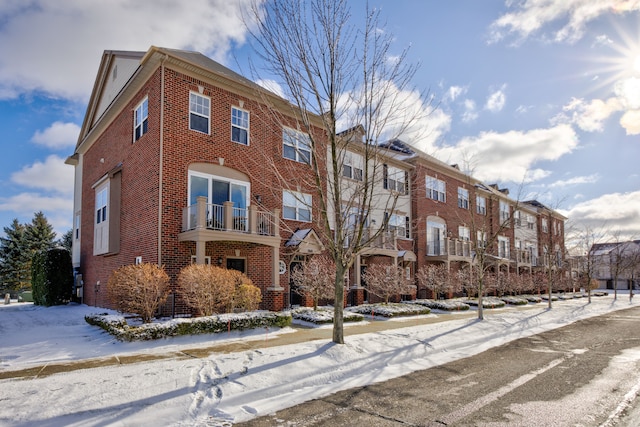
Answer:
[634, 55, 640, 73]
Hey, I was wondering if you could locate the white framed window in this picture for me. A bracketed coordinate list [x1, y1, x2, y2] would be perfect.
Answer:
[476, 196, 486, 215]
[426, 176, 446, 202]
[427, 218, 446, 255]
[498, 235, 510, 259]
[343, 152, 363, 181]
[74, 213, 80, 240]
[231, 107, 249, 145]
[387, 213, 410, 239]
[384, 164, 407, 194]
[283, 127, 311, 164]
[542, 218, 548, 233]
[458, 226, 470, 241]
[527, 214, 535, 230]
[477, 230, 487, 248]
[283, 190, 311, 222]
[458, 187, 469, 209]
[188, 172, 249, 208]
[500, 201, 510, 222]
[514, 210, 522, 226]
[134, 97, 148, 141]
[189, 92, 210, 134]
[94, 182, 109, 255]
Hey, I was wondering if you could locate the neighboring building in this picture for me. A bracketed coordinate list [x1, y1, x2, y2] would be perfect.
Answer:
[590, 240, 640, 290]
[67, 46, 569, 313]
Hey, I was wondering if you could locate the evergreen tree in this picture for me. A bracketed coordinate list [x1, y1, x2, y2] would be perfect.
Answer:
[25, 211, 56, 254]
[0, 219, 31, 291]
[58, 229, 73, 253]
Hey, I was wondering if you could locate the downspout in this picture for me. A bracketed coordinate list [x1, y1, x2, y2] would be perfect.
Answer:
[158, 55, 167, 266]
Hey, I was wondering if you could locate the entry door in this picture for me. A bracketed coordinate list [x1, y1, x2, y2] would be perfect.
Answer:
[226, 258, 246, 273]
[289, 261, 303, 307]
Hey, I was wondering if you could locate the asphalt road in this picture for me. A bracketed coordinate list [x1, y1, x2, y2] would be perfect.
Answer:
[237, 305, 640, 426]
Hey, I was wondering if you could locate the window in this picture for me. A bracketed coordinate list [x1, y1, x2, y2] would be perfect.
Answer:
[477, 230, 487, 248]
[188, 171, 250, 229]
[231, 107, 249, 145]
[458, 226, 470, 241]
[499, 201, 510, 222]
[343, 152, 363, 181]
[189, 92, 210, 134]
[527, 214, 535, 230]
[134, 97, 148, 141]
[93, 169, 121, 256]
[542, 218, 549, 233]
[498, 236, 510, 259]
[514, 210, 521, 226]
[458, 187, 469, 209]
[74, 213, 80, 240]
[426, 176, 446, 202]
[384, 164, 407, 194]
[476, 196, 486, 215]
[387, 213, 410, 238]
[283, 128, 311, 164]
[283, 190, 311, 222]
[427, 217, 446, 255]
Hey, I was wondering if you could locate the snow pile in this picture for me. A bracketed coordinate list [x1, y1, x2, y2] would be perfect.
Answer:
[0, 294, 636, 426]
[346, 302, 430, 317]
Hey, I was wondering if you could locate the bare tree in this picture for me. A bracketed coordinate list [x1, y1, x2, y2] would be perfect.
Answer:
[248, 0, 431, 343]
[568, 223, 608, 303]
[416, 264, 460, 299]
[290, 256, 335, 310]
[362, 263, 411, 304]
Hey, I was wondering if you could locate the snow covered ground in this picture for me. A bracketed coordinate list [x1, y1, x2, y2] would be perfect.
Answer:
[0, 293, 637, 426]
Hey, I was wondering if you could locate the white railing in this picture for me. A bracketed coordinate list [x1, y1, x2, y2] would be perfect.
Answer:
[182, 199, 278, 237]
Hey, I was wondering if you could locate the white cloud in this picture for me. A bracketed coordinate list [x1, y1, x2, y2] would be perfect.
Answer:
[549, 174, 600, 188]
[0, 0, 261, 101]
[461, 99, 479, 123]
[446, 85, 466, 102]
[31, 121, 80, 150]
[614, 76, 640, 109]
[619, 109, 640, 134]
[488, 0, 640, 45]
[11, 155, 74, 196]
[565, 191, 640, 239]
[255, 79, 285, 99]
[553, 97, 623, 132]
[434, 124, 579, 184]
[592, 34, 614, 47]
[485, 85, 507, 112]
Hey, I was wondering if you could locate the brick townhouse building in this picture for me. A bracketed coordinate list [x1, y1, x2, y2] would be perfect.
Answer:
[67, 46, 567, 313]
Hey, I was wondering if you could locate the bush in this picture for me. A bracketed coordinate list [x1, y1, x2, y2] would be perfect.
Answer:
[177, 265, 262, 316]
[106, 263, 170, 323]
[85, 311, 292, 341]
[31, 247, 73, 306]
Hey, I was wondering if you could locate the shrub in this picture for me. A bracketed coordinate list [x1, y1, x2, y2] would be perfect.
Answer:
[177, 265, 262, 315]
[233, 283, 262, 312]
[31, 247, 73, 306]
[106, 263, 170, 323]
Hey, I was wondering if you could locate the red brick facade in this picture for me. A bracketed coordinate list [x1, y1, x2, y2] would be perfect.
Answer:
[71, 47, 567, 315]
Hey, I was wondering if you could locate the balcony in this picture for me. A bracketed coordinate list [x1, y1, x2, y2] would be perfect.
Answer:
[512, 249, 538, 268]
[179, 197, 280, 248]
[426, 238, 473, 261]
[346, 228, 400, 257]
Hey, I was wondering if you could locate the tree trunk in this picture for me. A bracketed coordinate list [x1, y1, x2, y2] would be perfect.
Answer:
[333, 263, 346, 344]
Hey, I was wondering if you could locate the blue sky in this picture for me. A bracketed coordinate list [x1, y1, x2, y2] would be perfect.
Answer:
[0, 0, 638, 241]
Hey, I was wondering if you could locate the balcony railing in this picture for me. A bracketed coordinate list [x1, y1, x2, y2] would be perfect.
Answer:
[344, 228, 398, 250]
[427, 238, 472, 258]
[182, 198, 277, 237]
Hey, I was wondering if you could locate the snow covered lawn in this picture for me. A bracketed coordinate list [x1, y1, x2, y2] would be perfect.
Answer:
[0, 293, 636, 426]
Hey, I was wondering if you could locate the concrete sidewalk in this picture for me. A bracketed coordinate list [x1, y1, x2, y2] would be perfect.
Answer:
[0, 307, 495, 381]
